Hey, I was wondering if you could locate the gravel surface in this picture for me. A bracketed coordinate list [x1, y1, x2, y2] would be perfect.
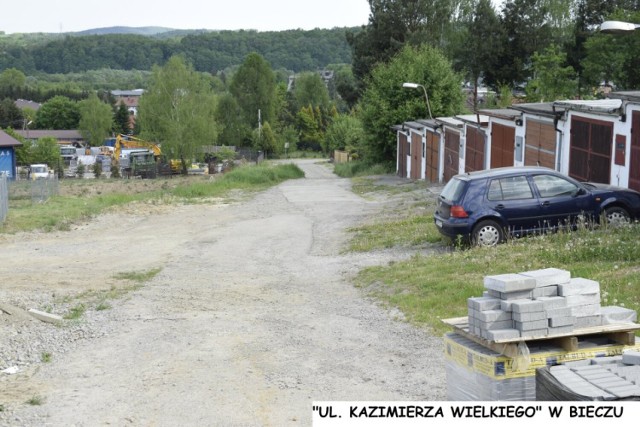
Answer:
[0, 160, 446, 426]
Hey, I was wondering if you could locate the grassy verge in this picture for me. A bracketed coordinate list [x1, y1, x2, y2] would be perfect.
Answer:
[354, 222, 640, 335]
[348, 214, 441, 252]
[2, 163, 304, 234]
[333, 161, 394, 178]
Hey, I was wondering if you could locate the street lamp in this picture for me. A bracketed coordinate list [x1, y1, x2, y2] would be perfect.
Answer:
[402, 82, 433, 120]
[599, 20, 640, 34]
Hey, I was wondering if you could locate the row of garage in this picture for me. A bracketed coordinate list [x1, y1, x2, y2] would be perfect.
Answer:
[396, 91, 640, 191]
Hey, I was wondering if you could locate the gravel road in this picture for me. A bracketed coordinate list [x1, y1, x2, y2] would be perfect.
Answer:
[0, 160, 445, 426]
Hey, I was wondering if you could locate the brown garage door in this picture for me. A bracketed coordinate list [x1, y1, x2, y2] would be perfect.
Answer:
[630, 111, 640, 191]
[465, 126, 485, 173]
[569, 116, 612, 184]
[490, 123, 515, 169]
[410, 131, 422, 180]
[425, 131, 440, 182]
[398, 132, 408, 178]
[444, 129, 460, 182]
[525, 120, 556, 168]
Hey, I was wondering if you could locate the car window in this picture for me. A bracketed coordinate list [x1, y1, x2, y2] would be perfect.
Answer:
[487, 176, 533, 201]
[533, 174, 578, 198]
[440, 177, 467, 202]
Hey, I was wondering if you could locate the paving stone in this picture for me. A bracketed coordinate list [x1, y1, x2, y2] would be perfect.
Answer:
[601, 306, 638, 324]
[468, 296, 501, 311]
[565, 294, 601, 307]
[548, 316, 576, 327]
[548, 325, 574, 335]
[622, 351, 640, 365]
[485, 328, 521, 341]
[511, 299, 544, 313]
[604, 385, 640, 398]
[546, 307, 572, 318]
[484, 273, 536, 293]
[519, 268, 571, 287]
[591, 356, 623, 366]
[477, 310, 512, 322]
[536, 296, 567, 310]
[558, 278, 600, 296]
[531, 286, 559, 298]
[499, 290, 533, 300]
[513, 311, 546, 322]
[520, 328, 548, 338]
[571, 304, 602, 317]
[514, 319, 548, 331]
[574, 315, 602, 328]
[478, 319, 515, 331]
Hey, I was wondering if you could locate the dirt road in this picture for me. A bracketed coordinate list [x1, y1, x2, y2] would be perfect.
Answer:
[1, 160, 445, 426]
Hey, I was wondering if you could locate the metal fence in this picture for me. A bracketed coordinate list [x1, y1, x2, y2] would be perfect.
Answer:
[30, 176, 59, 203]
[0, 174, 7, 223]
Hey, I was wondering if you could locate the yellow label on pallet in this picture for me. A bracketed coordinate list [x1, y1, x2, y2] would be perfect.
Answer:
[444, 333, 640, 380]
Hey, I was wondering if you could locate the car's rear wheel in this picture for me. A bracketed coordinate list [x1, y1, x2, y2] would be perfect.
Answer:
[603, 206, 630, 227]
[472, 220, 505, 247]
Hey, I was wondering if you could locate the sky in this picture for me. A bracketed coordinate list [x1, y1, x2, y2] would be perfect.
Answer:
[0, 0, 372, 34]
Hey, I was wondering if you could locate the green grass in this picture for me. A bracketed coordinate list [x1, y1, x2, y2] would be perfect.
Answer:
[333, 161, 394, 178]
[353, 218, 640, 336]
[348, 214, 441, 252]
[26, 396, 45, 406]
[63, 303, 86, 320]
[112, 267, 162, 283]
[41, 352, 52, 363]
[1, 163, 304, 234]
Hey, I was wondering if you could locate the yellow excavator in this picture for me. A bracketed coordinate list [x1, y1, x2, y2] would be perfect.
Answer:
[113, 134, 163, 178]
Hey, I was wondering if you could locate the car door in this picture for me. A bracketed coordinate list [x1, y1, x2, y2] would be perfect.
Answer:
[530, 173, 596, 229]
[486, 175, 543, 235]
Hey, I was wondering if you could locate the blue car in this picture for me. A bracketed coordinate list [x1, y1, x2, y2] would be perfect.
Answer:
[434, 166, 640, 246]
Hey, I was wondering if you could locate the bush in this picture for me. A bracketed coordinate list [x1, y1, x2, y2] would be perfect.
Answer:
[92, 162, 102, 179]
[110, 164, 120, 179]
[76, 162, 85, 178]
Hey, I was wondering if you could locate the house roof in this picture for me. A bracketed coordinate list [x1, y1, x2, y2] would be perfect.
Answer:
[435, 117, 464, 129]
[609, 91, 640, 102]
[0, 130, 22, 147]
[415, 118, 441, 130]
[455, 114, 489, 126]
[111, 89, 144, 97]
[14, 99, 42, 111]
[14, 130, 84, 140]
[509, 102, 567, 117]
[477, 108, 521, 121]
[553, 99, 623, 115]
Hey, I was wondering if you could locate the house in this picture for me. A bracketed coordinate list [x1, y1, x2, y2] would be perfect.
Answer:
[14, 129, 85, 147]
[111, 89, 144, 116]
[455, 114, 490, 173]
[477, 108, 522, 169]
[0, 130, 23, 179]
[14, 99, 42, 112]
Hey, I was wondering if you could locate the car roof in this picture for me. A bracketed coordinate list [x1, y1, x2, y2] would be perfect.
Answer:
[454, 166, 557, 181]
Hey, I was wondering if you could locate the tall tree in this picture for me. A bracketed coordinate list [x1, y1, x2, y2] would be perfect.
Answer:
[293, 72, 331, 110]
[357, 43, 463, 163]
[138, 55, 218, 174]
[0, 97, 24, 129]
[113, 102, 132, 135]
[493, 0, 555, 86]
[78, 93, 114, 146]
[452, 0, 503, 107]
[35, 95, 80, 130]
[527, 44, 578, 101]
[229, 53, 277, 145]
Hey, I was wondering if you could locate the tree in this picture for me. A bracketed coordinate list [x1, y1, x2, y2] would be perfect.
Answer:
[138, 56, 218, 174]
[297, 105, 323, 151]
[113, 102, 132, 135]
[527, 44, 577, 102]
[78, 93, 114, 146]
[215, 93, 246, 146]
[451, 0, 504, 107]
[323, 114, 364, 155]
[357, 43, 464, 163]
[35, 96, 80, 129]
[0, 68, 26, 91]
[0, 97, 24, 129]
[253, 121, 277, 156]
[30, 136, 61, 168]
[292, 72, 330, 110]
[229, 53, 277, 145]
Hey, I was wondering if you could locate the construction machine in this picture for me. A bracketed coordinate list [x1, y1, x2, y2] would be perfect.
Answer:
[113, 134, 162, 178]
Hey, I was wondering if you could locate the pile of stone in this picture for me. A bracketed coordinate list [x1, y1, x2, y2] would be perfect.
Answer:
[467, 268, 638, 341]
[548, 351, 640, 398]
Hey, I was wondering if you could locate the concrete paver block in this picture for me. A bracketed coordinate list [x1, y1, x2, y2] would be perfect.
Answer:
[558, 278, 600, 296]
[484, 273, 536, 293]
[28, 308, 63, 324]
[519, 268, 571, 287]
[622, 351, 640, 366]
[513, 311, 546, 322]
[511, 299, 544, 313]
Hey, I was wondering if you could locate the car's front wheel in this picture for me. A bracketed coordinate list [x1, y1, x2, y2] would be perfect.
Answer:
[603, 206, 630, 227]
[472, 220, 505, 247]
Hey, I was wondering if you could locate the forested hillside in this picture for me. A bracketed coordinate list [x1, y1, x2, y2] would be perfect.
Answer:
[0, 27, 355, 74]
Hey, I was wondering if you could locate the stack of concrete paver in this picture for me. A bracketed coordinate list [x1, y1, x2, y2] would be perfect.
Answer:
[467, 268, 638, 341]
[547, 351, 640, 399]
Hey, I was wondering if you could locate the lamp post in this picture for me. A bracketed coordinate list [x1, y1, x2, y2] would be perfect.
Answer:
[599, 21, 640, 34]
[402, 82, 433, 120]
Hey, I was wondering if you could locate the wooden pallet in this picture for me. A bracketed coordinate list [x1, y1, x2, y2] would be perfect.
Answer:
[442, 316, 640, 358]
